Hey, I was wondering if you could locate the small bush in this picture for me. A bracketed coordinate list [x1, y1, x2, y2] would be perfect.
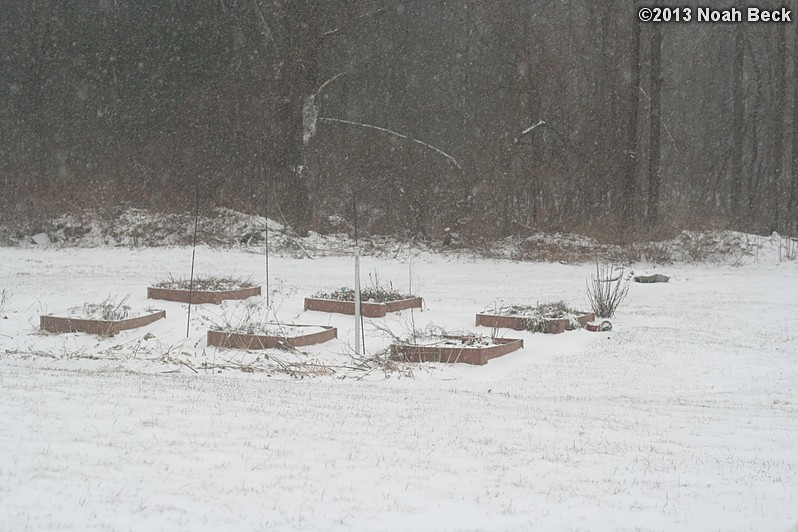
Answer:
[586, 263, 630, 318]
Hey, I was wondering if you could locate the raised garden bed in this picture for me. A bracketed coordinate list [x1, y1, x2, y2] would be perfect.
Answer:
[148, 275, 260, 305]
[390, 335, 523, 366]
[305, 287, 421, 318]
[40, 310, 165, 336]
[476, 302, 594, 334]
[304, 297, 422, 318]
[207, 324, 337, 350]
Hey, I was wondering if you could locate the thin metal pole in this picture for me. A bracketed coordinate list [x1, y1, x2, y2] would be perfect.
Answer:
[353, 191, 364, 355]
[186, 183, 200, 338]
[263, 164, 270, 308]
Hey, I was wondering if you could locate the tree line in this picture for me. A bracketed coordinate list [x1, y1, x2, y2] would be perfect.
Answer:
[1, 0, 796, 242]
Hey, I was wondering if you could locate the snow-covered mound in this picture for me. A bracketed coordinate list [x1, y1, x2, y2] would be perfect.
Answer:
[2, 206, 796, 264]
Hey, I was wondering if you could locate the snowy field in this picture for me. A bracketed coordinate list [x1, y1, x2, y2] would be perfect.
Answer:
[1, 244, 797, 531]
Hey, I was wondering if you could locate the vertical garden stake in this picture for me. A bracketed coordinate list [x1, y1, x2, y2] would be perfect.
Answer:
[262, 164, 270, 309]
[353, 192, 364, 356]
[186, 183, 200, 338]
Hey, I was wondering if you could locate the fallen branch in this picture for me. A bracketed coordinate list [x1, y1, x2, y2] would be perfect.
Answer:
[178, 359, 198, 373]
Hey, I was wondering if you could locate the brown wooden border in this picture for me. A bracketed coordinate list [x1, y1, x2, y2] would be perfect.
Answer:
[303, 296, 422, 318]
[475, 311, 595, 334]
[207, 325, 337, 350]
[390, 336, 523, 366]
[40, 310, 166, 336]
[148, 285, 261, 305]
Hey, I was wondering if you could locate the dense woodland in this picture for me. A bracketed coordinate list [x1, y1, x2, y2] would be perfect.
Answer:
[1, 1, 797, 242]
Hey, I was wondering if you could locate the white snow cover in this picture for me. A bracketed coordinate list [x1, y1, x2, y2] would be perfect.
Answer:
[0, 244, 797, 531]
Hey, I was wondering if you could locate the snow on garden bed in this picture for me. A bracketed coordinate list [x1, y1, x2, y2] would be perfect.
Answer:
[207, 324, 337, 350]
[148, 275, 261, 304]
[476, 302, 594, 334]
[390, 333, 523, 365]
[305, 286, 422, 317]
[39, 296, 165, 336]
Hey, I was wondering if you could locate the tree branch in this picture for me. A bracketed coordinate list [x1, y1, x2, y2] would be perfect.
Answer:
[320, 7, 389, 39]
[316, 72, 345, 98]
[514, 119, 545, 143]
[318, 117, 463, 171]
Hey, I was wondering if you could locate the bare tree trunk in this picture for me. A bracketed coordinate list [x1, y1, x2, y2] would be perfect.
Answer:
[772, 22, 786, 233]
[284, 2, 319, 235]
[25, 1, 53, 194]
[744, 33, 766, 228]
[730, 25, 745, 228]
[791, 22, 798, 234]
[623, 2, 641, 233]
[646, 23, 662, 232]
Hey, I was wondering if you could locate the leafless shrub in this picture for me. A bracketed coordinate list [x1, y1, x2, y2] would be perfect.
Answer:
[586, 263, 630, 318]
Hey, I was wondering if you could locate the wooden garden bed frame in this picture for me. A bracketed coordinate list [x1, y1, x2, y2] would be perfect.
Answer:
[390, 336, 523, 365]
[207, 324, 337, 350]
[475, 311, 595, 334]
[148, 285, 261, 305]
[304, 296, 423, 318]
[40, 310, 166, 337]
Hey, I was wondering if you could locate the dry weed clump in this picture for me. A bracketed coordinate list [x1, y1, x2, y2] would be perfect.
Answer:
[314, 268, 415, 303]
[153, 274, 254, 291]
[489, 301, 584, 332]
[346, 348, 418, 379]
[313, 286, 412, 303]
[71, 295, 132, 321]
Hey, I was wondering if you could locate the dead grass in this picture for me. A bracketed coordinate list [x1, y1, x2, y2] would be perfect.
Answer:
[70, 295, 132, 321]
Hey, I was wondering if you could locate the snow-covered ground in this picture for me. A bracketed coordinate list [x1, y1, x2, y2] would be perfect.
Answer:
[1, 245, 797, 531]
